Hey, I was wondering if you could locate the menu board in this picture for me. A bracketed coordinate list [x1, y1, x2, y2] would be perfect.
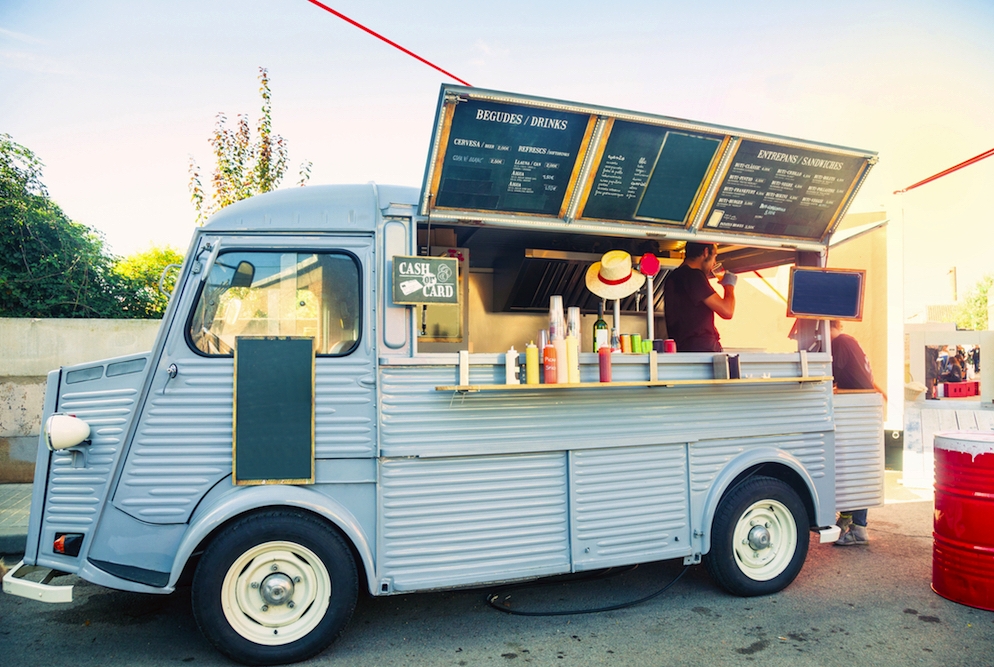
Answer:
[421, 86, 877, 247]
[433, 99, 590, 216]
[582, 121, 723, 224]
[703, 140, 867, 240]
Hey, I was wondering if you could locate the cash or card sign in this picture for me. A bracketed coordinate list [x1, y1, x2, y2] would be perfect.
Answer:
[392, 255, 459, 304]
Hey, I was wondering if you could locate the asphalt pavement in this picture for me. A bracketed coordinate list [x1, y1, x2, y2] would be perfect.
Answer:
[3, 474, 992, 667]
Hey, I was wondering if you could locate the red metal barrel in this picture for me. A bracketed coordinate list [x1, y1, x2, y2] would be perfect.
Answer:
[932, 431, 994, 611]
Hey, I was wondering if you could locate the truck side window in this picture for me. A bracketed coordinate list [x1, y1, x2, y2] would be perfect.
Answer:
[188, 251, 361, 356]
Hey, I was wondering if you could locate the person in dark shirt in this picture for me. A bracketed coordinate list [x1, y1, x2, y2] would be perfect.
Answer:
[663, 242, 736, 352]
[830, 319, 887, 546]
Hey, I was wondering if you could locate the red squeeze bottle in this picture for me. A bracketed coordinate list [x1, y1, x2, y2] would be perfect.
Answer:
[599, 346, 611, 382]
[543, 343, 558, 384]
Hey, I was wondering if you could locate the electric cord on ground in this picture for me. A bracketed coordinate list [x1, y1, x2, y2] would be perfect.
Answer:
[485, 564, 690, 616]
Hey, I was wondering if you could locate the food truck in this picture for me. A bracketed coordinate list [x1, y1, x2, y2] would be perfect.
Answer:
[4, 86, 884, 665]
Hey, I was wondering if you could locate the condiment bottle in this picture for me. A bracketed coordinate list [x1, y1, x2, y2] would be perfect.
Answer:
[543, 338, 558, 384]
[565, 334, 580, 383]
[599, 346, 612, 382]
[525, 341, 539, 385]
[505, 346, 519, 384]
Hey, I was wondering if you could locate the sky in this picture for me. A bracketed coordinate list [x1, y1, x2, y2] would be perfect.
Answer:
[2, 0, 993, 318]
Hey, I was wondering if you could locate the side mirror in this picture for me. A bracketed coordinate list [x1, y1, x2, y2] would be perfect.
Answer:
[231, 261, 255, 288]
[45, 414, 91, 451]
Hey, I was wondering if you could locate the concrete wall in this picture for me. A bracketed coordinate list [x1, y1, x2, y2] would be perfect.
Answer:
[0, 318, 161, 483]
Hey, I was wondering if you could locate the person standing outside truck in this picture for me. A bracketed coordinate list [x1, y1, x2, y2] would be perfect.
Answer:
[830, 318, 887, 546]
[663, 242, 736, 352]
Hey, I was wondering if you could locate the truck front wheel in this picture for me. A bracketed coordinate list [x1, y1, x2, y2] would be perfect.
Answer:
[704, 476, 809, 597]
[192, 510, 358, 665]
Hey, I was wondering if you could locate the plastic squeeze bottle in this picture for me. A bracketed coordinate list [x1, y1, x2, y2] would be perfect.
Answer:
[525, 341, 539, 385]
[565, 334, 580, 383]
[599, 346, 612, 382]
[505, 346, 519, 385]
[543, 339, 558, 384]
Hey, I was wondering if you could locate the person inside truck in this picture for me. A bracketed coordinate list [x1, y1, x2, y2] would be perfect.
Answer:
[830, 318, 887, 546]
[662, 242, 737, 352]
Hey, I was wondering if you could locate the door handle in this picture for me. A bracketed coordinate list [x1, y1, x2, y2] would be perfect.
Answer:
[163, 363, 178, 394]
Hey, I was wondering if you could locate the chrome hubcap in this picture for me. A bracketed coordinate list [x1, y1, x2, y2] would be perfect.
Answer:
[747, 525, 771, 550]
[260, 573, 294, 606]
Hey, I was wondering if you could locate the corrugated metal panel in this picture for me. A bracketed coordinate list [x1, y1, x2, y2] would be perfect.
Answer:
[689, 432, 829, 494]
[44, 382, 141, 535]
[834, 394, 884, 511]
[116, 354, 376, 523]
[379, 454, 570, 590]
[571, 445, 690, 569]
[116, 357, 234, 522]
[379, 363, 833, 458]
[315, 358, 376, 458]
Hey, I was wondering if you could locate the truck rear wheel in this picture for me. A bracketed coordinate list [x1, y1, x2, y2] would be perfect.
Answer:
[704, 476, 809, 597]
[192, 510, 358, 665]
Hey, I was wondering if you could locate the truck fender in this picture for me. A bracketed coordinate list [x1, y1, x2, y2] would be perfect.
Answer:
[696, 447, 822, 556]
[168, 483, 375, 595]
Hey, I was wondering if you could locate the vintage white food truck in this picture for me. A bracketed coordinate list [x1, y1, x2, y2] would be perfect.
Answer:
[4, 86, 884, 665]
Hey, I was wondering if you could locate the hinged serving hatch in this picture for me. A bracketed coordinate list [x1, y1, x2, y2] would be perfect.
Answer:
[420, 85, 877, 250]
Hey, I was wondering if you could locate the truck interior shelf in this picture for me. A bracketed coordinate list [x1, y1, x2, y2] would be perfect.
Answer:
[436, 375, 832, 393]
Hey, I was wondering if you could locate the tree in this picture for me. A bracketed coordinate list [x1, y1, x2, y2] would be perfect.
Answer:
[955, 274, 993, 331]
[114, 244, 185, 318]
[0, 134, 171, 319]
[189, 67, 311, 225]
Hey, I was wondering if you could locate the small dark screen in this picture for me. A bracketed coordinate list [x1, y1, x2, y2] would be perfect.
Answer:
[789, 269, 863, 318]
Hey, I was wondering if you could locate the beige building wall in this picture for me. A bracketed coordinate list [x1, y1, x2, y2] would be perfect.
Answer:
[0, 318, 161, 483]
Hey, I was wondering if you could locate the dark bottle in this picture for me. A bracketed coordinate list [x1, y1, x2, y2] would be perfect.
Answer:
[593, 299, 609, 352]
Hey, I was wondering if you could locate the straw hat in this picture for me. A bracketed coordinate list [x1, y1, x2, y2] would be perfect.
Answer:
[585, 250, 646, 299]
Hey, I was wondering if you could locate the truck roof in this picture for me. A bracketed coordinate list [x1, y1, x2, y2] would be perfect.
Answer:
[201, 183, 421, 234]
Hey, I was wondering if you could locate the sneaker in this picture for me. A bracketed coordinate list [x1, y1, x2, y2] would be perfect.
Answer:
[835, 524, 869, 546]
[837, 514, 853, 532]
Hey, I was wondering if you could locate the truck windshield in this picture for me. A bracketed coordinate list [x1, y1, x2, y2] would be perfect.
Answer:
[188, 250, 360, 356]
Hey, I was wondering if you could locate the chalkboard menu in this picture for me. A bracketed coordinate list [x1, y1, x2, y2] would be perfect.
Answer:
[422, 86, 877, 247]
[433, 99, 590, 216]
[234, 337, 314, 485]
[703, 140, 867, 240]
[787, 268, 864, 320]
[581, 121, 723, 224]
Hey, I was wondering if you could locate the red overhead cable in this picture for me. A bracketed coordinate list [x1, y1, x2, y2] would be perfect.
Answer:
[304, 0, 472, 87]
[893, 147, 994, 194]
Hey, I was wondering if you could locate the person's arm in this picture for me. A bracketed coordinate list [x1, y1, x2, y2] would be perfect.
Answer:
[704, 272, 736, 319]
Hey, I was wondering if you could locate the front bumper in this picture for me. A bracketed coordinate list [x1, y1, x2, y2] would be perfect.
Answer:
[816, 525, 842, 543]
[2, 560, 73, 603]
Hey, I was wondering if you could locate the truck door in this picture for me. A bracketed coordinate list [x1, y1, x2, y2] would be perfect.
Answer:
[111, 236, 376, 526]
